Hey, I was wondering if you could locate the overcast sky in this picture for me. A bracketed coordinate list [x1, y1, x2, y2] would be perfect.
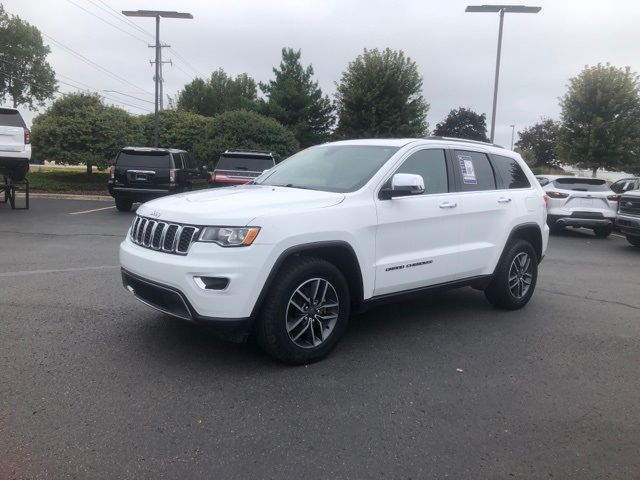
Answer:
[5, 0, 640, 147]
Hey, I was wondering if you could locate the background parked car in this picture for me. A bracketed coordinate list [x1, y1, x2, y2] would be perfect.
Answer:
[543, 176, 618, 237]
[209, 150, 278, 187]
[610, 177, 640, 194]
[0, 107, 31, 181]
[108, 147, 208, 212]
[616, 190, 640, 247]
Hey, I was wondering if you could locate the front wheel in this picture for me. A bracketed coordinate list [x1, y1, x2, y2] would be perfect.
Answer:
[485, 239, 538, 310]
[115, 198, 133, 212]
[256, 257, 350, 364]
[626, 235, 640, 247]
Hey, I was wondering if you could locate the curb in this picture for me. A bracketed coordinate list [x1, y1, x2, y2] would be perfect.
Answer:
[16, 193, 113, 201]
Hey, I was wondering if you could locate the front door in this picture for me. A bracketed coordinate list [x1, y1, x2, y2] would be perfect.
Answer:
[374, 147, 462, 296]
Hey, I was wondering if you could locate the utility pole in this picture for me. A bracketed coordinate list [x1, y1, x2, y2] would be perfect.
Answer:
[149, 44, 171, 111]
[510, 124, 515, 150]
[465, 5, 541, 143]
[122, 10, 193, 147]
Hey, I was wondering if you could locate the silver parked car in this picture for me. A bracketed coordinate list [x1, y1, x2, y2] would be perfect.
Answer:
[542, 176, 618, 237]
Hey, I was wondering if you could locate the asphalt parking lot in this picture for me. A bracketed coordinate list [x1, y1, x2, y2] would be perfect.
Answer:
[1, 198, 639, 479]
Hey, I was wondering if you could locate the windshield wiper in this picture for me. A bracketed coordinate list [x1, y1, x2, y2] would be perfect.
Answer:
[271, 183, 314, 190]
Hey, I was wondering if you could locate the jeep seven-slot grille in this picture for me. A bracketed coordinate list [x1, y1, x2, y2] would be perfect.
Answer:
[129, 216, 200, 255]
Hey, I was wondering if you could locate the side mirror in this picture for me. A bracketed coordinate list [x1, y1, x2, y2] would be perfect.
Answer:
[381, 173, 425, 199]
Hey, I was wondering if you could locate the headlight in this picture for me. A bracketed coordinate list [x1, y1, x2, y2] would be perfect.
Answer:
[198, 226, 260, 247]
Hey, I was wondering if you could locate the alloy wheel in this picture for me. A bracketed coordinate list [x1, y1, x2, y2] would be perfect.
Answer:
[286, 278, 339, 349]
[508, 252, 533, 299]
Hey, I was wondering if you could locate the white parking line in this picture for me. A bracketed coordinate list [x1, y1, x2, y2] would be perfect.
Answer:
[69, 205, 116, 215]
[0, 265, 120, 278]
[612, 233, 626, 239]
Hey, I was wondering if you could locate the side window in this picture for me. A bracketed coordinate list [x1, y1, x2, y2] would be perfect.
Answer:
[172, 153, 183, 169]
[454, 150, 496, 192]
[395, 149, 448, 195]
[492, 154, 531, 189]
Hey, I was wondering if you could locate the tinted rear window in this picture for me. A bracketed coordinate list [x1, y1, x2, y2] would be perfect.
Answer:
[492, 154, 531, 189]
[553, 178, 609, 192]
[0, 109, 26, 128]
[116, 151, 171, 168]
[216, 156, 275, 172]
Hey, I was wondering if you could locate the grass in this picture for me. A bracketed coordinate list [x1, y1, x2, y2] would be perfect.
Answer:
[27, 168, 109, 194]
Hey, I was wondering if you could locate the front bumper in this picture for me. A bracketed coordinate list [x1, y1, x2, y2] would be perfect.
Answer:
[616, 214, 640, 235]
[121, 268, 250, 339]
[120, 235, 272, 323]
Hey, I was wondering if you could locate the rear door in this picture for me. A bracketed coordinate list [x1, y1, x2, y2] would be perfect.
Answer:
[114, 150, 171, 191]
[0, 109, 26, 153]
[450, 149, 513, 278]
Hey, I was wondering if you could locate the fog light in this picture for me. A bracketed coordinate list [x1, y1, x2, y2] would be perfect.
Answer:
[194, 276, 229, 290]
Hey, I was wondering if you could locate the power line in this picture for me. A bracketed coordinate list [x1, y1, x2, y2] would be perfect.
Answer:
[42, 32, 152, 95]
[65, 0, 149, 44]
[91, 0, 154, 39]
[0, 68, 151, 112]
[103, 89, 154, 104]
[76, 0, 204, 83]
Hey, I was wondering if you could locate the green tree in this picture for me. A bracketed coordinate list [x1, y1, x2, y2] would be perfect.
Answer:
[260, 48, 334, 148]
[194, 110, 299, 167]
[139, 109, 208, 161]
[515, 119, 559, 168]
[335, 48, 429, 138]
[177, 69, 258, 116]
[0, 4, 56, 108]
[433, 107, 488, 141]
[31, 93, 142, 173]
[558, 63, 640, 177]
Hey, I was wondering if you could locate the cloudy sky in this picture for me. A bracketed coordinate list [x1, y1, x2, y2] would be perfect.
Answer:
[5, 0, 640, 147]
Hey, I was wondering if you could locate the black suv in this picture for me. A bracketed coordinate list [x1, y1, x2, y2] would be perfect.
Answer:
[209, 150, 278, 187]
[108, 147, 208, 212]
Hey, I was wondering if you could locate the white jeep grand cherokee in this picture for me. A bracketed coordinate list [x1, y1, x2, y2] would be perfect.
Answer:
[120, 138, 549, 364]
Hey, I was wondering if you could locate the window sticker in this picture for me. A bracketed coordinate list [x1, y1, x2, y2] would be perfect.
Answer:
[457, 154, 477, 184]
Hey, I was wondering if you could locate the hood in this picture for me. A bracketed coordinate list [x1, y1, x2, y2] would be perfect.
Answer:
[136, 184, 345, 225]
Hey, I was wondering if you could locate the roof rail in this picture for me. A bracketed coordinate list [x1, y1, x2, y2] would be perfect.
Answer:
[425, 136, 504, 149]
[223, 149, 275, 156]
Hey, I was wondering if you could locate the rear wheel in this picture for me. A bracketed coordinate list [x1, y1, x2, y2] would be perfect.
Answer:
[485, 239, 538, 310]
[115, 198, 133, 212]
[256, 257, 350, 364]
[593, 226, 612, 238]
[626, 235, 640, 247]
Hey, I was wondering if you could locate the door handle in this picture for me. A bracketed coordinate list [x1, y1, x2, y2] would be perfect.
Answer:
[497, 197, 512, 204]
[439, 201, 457, 209]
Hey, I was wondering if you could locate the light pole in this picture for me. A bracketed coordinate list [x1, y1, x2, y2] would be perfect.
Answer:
[510, 124, 515, 149]
[465, 5, 540, 143]
[122, 10, 193, 147]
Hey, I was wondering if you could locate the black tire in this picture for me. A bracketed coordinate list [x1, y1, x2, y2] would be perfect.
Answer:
[256, 256, 350, 365]
[593, 226, 612, 238]
[115, 198, 133, 212]
[485, 239, 538, 310]
[626, 235, 640, 247]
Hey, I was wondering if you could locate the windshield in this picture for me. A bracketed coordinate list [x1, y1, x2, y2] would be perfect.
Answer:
[116, 151, 171, 168]
[553, 178, 609, 192]
[254, 145, 400, 192]
[217, 155, 274, 172]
